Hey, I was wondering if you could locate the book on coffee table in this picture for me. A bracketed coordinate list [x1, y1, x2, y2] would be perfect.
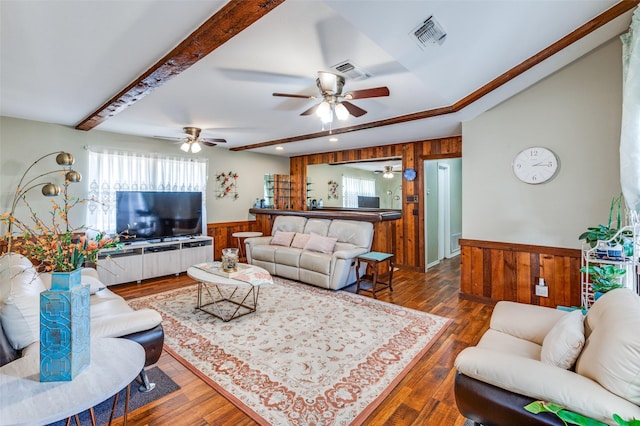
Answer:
[194, 261, 254, 278]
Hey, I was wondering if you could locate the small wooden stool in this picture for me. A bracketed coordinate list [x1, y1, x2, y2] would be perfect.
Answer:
[232, 231, 263, 260]
[355, 252, 394, 299]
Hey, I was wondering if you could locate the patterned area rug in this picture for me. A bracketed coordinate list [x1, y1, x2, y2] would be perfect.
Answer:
[129, 277, 451, 426]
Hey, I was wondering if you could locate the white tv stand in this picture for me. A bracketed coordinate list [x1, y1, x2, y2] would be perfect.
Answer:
[97, 236, 214, 286]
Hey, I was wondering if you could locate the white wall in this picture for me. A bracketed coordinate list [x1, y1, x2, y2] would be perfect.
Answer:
[462, 37, 623, 249]
[0, 117, 289, 227]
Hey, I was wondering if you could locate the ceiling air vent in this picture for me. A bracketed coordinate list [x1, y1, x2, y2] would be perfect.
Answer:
[331, 60, 371, 81]
[411, 15, 446, 48]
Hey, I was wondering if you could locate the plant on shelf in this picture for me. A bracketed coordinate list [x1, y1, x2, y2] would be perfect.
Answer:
[579, 194, 628, 246]
[578, 194, 633, 258]
[580, 264, 627, 296]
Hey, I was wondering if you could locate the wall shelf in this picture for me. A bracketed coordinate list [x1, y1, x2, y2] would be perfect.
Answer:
[581, 225, 639, 308]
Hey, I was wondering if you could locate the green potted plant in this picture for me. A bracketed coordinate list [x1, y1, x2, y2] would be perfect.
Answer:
[525, 401, 640, 425]
[580, 264, 626, 300]
[579, 194, 633, 258]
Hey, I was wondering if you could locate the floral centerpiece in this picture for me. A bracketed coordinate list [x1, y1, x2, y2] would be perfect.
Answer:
[1, 197, 122, 273]
[1, 151, 123, 272]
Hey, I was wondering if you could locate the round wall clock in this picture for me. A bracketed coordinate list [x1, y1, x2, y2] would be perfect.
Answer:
[512, 146, 559, 184]
[403, 168, 417, 181]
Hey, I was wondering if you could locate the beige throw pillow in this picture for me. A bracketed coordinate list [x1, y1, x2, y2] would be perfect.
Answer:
[303, 234, 338, 254]
[291, 233, 311, 249]
[541, 309, 585, 369]
[270, 231, 295, 247]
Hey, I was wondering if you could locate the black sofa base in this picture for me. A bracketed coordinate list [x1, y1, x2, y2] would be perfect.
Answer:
[454, 372, 564, 426]
[0, 322, 164, 369]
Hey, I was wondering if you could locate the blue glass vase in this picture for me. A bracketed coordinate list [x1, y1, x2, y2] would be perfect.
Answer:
[40, 268, 90, 382]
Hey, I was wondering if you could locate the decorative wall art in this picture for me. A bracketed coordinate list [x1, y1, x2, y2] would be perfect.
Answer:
[328, 180, 339, 199]
[216, 171, 239, 199]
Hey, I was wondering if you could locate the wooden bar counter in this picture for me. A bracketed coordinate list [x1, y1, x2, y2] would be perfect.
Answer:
[249, 208, 401, 259]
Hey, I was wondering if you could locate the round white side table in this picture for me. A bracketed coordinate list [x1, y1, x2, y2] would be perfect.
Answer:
[231, 231, 263, 259]
[0, 337, 145, 426]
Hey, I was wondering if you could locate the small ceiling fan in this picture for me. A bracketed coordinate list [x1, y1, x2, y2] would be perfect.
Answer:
[273, 71, 389, 123]
[374, 165, 400, 179]
[157, 127, 227, 153]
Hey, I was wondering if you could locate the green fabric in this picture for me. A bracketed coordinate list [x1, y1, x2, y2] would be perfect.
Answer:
[359, 252, 393, 262]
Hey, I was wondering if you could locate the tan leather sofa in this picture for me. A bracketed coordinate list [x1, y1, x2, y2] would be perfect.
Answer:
[245, 215, 373, 290]
[454, 288, 640, 425]
[0, 254, 164, 390]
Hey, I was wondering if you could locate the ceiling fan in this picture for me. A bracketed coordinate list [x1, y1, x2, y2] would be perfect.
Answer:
[273, 71, 390, 123]
[157, 127, 227, 153]
[374, 165, 401, 179]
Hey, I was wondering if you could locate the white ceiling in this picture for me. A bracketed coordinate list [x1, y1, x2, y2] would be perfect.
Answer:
[0, 0, 633, 157]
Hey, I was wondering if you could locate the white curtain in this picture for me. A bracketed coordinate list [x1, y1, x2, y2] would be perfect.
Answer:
[620, 6, 640, 223]
[86, 149, 208, 234]
[342, 176, 376, 208]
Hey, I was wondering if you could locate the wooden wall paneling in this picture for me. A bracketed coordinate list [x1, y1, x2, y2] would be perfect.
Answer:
[470, 247, 484, 297]
[552, 255, 570, 307]
[459, 239, 581, 306]
[206, 220, 260, 260]
[569, 256, 582, 307]
[489, 249, 504, 300]
[402, 143, 418, 269]
[515, 252, 532, 304]
[482, 249, 492, 298]
[460, 246, 472, 294]
[502, 250, 517, 301]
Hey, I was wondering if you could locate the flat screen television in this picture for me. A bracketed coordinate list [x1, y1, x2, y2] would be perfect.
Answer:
[115, 191, 203, 242]
[358, 196, 380, 208]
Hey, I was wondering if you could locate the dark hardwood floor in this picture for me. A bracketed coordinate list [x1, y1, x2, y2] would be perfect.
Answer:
[110, 257, 494, 425]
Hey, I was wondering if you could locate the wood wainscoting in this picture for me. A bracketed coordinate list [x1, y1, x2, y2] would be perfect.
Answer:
[460, 239, 582, 307]
[206, 220, 261, 260]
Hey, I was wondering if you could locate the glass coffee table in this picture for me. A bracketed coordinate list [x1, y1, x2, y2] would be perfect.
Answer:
[187, 261, 273, 322]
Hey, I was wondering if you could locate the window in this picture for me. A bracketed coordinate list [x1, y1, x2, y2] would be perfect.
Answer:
[342, 176, 376, 208]
[86, 149, 207, 234]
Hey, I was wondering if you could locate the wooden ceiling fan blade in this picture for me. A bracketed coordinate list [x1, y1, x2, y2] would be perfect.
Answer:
[300, 103, 320, 116]
[341, 101, 367, 117]
[201, 138, 227, 144]
[273, 92, 316, 99]
[344, 86, 390, 100]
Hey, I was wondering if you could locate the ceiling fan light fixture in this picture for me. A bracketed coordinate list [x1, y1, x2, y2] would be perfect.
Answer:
[191, 141, 202, 153]
[334, 102, 349, 121]
[383, 166, 395, 179]
[316, 71, 344, 94]
[317, 101, 333, 123]
[180, 142, 190, 152]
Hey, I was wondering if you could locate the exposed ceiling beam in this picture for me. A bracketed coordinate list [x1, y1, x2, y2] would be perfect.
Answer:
[75, 0, 285, 131]
[231, 0, 638, 152]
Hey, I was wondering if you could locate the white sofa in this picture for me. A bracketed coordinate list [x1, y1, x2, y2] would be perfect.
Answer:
[245, 215, 374, 290]
[0, 254, 164, 389]
[454, 288, 640, 425]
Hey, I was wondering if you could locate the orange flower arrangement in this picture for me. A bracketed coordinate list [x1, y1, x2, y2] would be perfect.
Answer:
[1, 179, 123, 273]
